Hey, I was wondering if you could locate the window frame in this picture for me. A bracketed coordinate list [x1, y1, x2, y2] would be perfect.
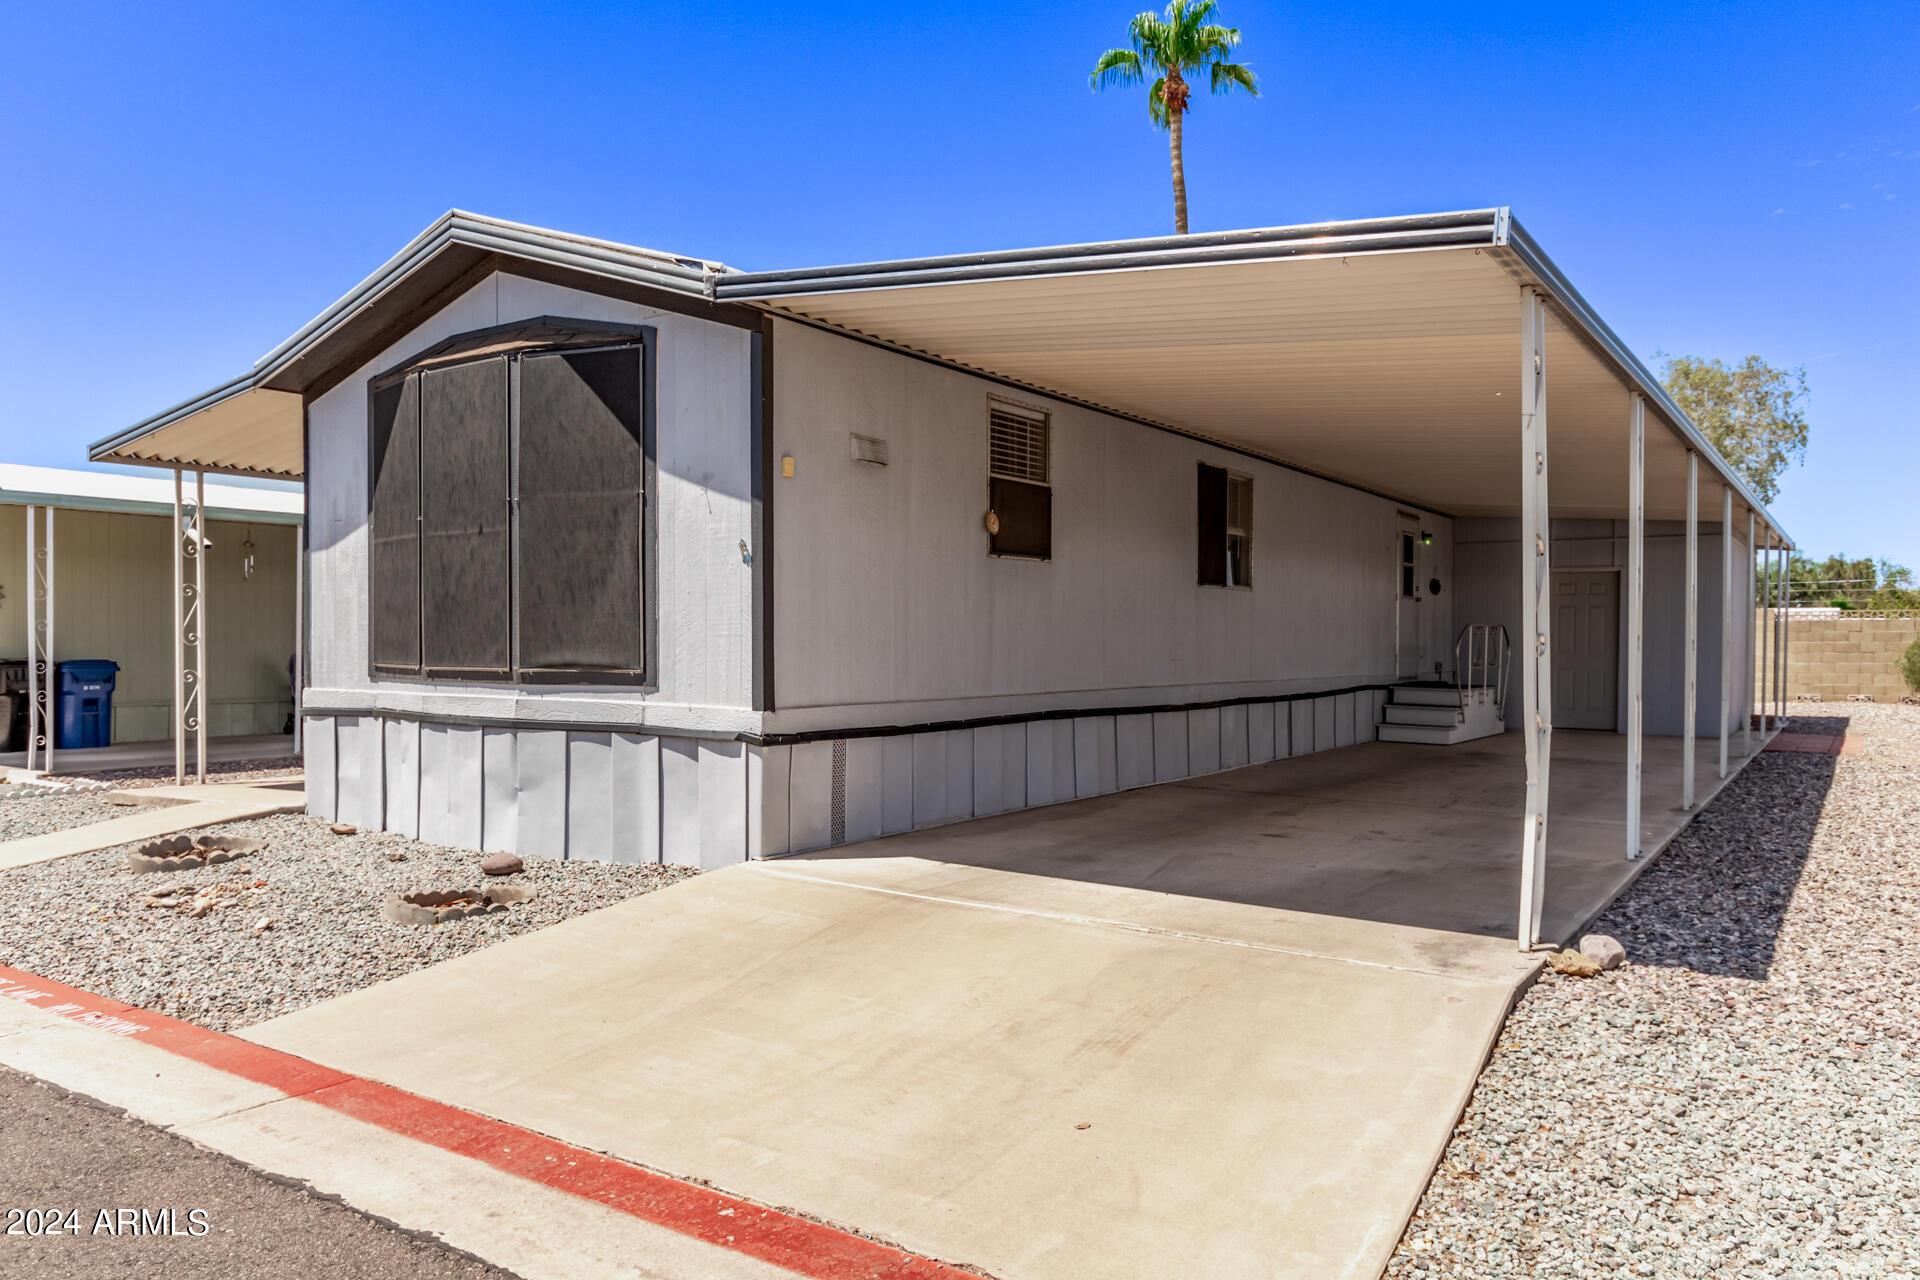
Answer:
[985, 395, 1053, 562]
[363, 317, 657, 689]
[1197, 462, 1254, 590]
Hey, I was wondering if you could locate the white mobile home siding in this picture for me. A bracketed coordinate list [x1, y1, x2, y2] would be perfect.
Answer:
[302, 271, 756, 865]
[767, 317, 1456, 732]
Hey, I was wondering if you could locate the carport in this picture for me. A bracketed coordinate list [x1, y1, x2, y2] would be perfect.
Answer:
[715, 208, 1798, 946]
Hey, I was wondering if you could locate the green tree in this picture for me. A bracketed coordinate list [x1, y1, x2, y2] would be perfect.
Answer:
[1659, 354, 1809, 504]
[1091, 1, 1258, 235]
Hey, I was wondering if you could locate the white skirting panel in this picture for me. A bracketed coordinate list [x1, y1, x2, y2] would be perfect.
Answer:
[309, 693, 1394, 867]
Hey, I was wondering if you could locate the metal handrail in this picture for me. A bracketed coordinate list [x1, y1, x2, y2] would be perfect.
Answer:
[1454, 624, 1510, 718]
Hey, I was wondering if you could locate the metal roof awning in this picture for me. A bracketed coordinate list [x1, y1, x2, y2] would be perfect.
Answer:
[90, 380, 304, 480]
[720, 209, 1788, 538]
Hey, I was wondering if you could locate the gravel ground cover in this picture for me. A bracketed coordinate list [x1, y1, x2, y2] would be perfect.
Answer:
[63, 756, 304, 788]
[0, 792, 125, 842]
[0, 812, 697, 1031]
[1387, 705, 1920, 1279]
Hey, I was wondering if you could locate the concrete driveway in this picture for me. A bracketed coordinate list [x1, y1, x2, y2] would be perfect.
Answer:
[241, 733, 1752, 1279]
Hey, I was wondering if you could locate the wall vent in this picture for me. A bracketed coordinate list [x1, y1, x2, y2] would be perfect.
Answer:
[988, 402, 1049, 484]
[829, 739, 847, 846]
[850, 434, 889, 465]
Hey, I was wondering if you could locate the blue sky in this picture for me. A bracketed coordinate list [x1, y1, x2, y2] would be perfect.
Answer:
[2, 1, 1913, 564]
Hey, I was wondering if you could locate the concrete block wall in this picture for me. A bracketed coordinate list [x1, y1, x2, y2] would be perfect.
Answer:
[1762, 613, 1920, 703]
[306, 690, 1393, 866]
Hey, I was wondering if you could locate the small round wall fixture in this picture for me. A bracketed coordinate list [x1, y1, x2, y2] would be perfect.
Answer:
[984, 509, 1001, 535]
[130, 834, 267, 874]
[1430, 578, 1444, 596]
[383, 885, 536, 927]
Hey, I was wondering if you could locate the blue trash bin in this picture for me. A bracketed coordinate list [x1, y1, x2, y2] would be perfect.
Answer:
[55, 660, 119, 750]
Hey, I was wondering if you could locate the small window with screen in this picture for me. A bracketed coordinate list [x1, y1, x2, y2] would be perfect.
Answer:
[1198, 464, 1253, 588]
[987, 398, 1051, 559]
[1401, 532, 1417, 598]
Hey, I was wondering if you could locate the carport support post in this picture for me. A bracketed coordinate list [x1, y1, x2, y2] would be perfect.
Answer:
[196, 470, 207, 784]
[1625, 395, 1644, 859]
[1759, 529, 1773, 733]
[1516, 286, 1553, 948]
[1743, 510, 1755, 756]
[173, 471, 185, 785]
[1682, 451, 1698, 810]
[24, 505, 54, 773]
[1775, 543, 1787, 722]
[1719, 485, 1732, 778]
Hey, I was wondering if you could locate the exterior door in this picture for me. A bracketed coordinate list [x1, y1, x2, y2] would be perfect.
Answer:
[1551, 571, 1619, 730]
[1395, 522, 1423, 678]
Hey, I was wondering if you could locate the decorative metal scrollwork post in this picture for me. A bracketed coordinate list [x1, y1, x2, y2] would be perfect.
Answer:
[174, 471, 208, 784]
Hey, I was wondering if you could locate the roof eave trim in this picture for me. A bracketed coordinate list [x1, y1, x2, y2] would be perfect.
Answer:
[718, 208, 1505, 300]
[1500, 218, 1793, 548]
[87, 370, 259, 461]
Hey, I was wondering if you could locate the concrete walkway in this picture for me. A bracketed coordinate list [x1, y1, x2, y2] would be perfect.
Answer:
[238, 729, 1766, 1280]
[0, 781, 307, 870]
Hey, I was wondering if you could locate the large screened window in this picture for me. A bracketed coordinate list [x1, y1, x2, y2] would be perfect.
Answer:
[367, 320, 652, 684]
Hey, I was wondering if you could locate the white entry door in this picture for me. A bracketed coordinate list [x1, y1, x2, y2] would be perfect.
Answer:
[1395, 522, 1423, 678]
[1551, 570, 1620, 730]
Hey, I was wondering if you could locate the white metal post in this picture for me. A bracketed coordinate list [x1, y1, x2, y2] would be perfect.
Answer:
[1626, 395, 1644, 859]
[24, 507, 37, 772]
[1774, 541, 1789, 721]
[1719, 484, 1732, 779]
[196, 470, 208, 784]
[1516, 286, 1553, 947]
[1760, 529, 1773, 732]
[1744, 511, 1755, 757]
[1682, 451, 1698, 810]
[174, 471, 185, 784]
[44, 508, 53, 775]
[1782, 558, 1791, 721]
[292, 520, 303, 755]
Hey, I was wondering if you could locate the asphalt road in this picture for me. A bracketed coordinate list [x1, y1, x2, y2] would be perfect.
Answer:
[0, 1064, 517, 1279]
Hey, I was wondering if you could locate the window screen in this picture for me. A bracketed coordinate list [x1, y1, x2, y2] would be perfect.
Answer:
[1401, 532, 1417, 598]
[1225, 473, 1252, 587]
[1197, 463, 1228, 586]
[369, 376, 421, 670]
[516, 345, 646, 673]
[988, 400, 1051, 559]
[419, 358, 511, 675]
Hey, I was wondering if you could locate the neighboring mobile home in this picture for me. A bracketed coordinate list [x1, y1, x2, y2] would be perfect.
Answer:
[92, 209, 1796, 946]
[0, 464, 300, 763]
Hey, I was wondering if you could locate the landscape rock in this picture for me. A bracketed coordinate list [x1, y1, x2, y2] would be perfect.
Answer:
[480, 853, 524, 876]
[330, 823, 357, 835]
[1577, 933, 1626, 970]
[1547, 948, 1602, 978]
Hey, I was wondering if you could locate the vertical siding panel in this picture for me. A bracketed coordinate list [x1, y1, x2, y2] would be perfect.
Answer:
[1071, 716, 1100, 797]
[1288, 702, 1312, 757]
[972, 725, 1004, 816]
[698, 741, 747, 868]
[944, 729, 973, 821]
[1313, 697, 1336, 752]
[1152, 710, 1189, 781]
[1051, 720, 1075, 803]
[440, 726, 484, 850]
[1025, 720, 1054, 808]
[382, 719, 419, 837]
[611, 733, 661, 863]
[880, 735, 914, 835]
[565, 733, 614, 863]
[1188, 707, 1222, 775]
[1334, 693, 1358, 748]
[334, 716, 384, 831]
[746, 743, 791, 858]
[912, 731, 947, 829]
[515, 729, 568, 859]
[1001, 723, 1026, 811]
[789, 740, 834, 852]
[481, 728, 518, 853]
[845, 736, 884, 843]
[1095, 715, 1118, 793]
[1247, 702, 1275, 764]
[416, 724, 450, 845]
[1115, 713, 1153, 789]
[659, 737, 701, 865]
[1219, 704, 1249, 770]
[302, 715, 337, 821]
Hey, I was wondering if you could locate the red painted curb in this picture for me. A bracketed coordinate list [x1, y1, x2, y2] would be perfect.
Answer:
[0, 963, 982, 1280]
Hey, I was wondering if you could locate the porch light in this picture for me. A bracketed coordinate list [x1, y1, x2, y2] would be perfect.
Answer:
[1419, 530, 1433, 546]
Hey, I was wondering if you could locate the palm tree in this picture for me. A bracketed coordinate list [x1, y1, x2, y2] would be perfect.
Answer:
[1090, 1, 1258, 235]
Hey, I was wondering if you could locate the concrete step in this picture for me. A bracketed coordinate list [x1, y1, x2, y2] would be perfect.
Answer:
[1389, 685, 1464, 708]
[1383, 705, 1462, 727]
